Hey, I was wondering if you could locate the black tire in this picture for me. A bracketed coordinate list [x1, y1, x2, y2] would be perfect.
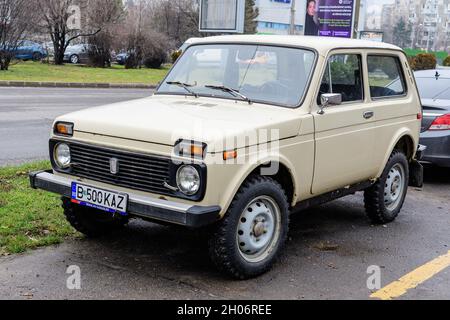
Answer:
[208, 176, 289, 279]
[364, 150, 409, 224]
[32, 52, 42, 61]
[70, 54, 79, 64]
[62, 198, 127, 238]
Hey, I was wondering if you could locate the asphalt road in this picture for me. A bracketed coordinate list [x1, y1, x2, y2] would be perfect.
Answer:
[0, 87, 449, 300]
[0, 169, 449, 300]
[0, 170, 450, 299]
[0, 87, 152, 166]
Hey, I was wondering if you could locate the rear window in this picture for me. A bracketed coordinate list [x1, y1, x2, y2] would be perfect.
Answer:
[415, 77, 450, 100]
[368, 55, 407, 98]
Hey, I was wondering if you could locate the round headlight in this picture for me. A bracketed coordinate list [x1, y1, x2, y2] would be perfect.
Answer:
[176, 165, 200, 195]
[54, 143, 71, 168]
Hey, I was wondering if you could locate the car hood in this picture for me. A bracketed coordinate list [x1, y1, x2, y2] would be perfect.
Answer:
[56, 95, 303, 153]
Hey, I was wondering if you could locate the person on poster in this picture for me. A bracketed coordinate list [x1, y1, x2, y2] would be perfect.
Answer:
[305, 0, 319, 36]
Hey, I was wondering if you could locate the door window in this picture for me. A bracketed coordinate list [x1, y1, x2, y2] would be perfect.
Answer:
[318, 54, 363, 104]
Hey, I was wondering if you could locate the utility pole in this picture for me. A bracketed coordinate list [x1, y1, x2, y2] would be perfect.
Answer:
[353, 0, 362, 39]
[289, 0, 296, 35]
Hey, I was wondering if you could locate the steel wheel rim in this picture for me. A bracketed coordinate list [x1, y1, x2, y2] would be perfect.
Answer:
[71, 55, 78, 64]
[236, 196, 281, 263]
[384, 163, 405, 211]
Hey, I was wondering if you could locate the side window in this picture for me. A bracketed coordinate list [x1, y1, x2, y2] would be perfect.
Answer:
[318, 54, 363, 104]
[368, 55, 406, 98]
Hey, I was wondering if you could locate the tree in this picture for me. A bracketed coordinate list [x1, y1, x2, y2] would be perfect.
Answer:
[393, 18, 411, 48]
[244, 0, 259, 34]
[150, 0, 200, 46]
[116, 0, 174, 69]
[0, 0, 37, 70]
[86, 0, 124, 67]
[37, 0, 123, 65]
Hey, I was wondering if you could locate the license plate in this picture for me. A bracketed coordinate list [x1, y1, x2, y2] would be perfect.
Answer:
[71, 183, 128, 215]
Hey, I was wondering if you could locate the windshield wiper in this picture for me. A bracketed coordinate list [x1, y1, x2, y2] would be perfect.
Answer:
[166, 81, 199, 98]
[205, 85, 252, 105]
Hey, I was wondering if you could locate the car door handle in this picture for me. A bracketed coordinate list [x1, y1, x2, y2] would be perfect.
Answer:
[363, 111, 374, 119]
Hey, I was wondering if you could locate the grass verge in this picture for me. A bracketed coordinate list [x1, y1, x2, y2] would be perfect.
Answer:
[0, 61, 170, 84]
[0, 161, 78, 256]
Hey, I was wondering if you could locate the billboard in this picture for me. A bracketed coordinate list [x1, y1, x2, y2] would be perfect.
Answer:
[199, 0, 245, 33]
[304, 0, 355, 38]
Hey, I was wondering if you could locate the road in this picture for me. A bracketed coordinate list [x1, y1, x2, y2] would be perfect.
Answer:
[0, 87, 449, 300]
[0, 87, 152, 166]
[0, 169, 449, 300]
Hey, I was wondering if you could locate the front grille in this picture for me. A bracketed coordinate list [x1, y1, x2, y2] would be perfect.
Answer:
[69, 143, 172, 196]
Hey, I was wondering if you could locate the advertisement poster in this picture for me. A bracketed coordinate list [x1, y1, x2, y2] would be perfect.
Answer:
[304, 0, 355, 38]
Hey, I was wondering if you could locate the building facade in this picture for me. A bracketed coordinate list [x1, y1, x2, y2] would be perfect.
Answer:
[410, 0, 450, 51]
[360, 0, 450, 51]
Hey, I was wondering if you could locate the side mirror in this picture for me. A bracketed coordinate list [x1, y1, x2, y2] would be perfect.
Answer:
[318, 93, 342, 115]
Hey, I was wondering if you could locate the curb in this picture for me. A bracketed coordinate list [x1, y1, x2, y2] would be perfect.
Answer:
[0, 81, 157, 89]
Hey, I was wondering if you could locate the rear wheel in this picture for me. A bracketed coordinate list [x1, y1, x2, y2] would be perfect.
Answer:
[62, 198, 127, 238]
[364, 150, 409, 224]
[208, 176, 289, 279]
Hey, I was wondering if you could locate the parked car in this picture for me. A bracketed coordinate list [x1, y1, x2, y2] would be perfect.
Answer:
[43, 41, 55, 57]
[415, 69, 450, 167]
[116, 52, 130, 65]
[64, 44, 90, 64]
[30, 36, 424, 279]
[7, 40, 48, 61]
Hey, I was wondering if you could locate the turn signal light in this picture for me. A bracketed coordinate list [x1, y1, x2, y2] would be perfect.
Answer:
[175, 140, 207, 159]
[54, 122, 74, 136]
[223, 150, 238, 160]
[429, 114, 450, 131]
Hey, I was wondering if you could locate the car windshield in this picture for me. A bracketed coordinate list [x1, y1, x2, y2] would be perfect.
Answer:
[157, 44, 316, 107]
[414, 77, 450, 100]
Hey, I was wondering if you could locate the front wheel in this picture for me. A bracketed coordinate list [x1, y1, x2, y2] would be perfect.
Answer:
[70, 54, 80, 64]
[32, 52, 42, 61]
[208, 176, 289, 279]
[364, 150, 409, 224]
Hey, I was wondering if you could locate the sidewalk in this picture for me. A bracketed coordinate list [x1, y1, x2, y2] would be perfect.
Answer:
[0, 80, 156, 89]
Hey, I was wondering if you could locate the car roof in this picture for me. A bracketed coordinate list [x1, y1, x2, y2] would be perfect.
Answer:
[414, 68, 450, 79]
[192, 35, 402, 55]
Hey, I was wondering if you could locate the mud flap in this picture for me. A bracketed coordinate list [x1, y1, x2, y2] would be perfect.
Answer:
[409, 160, 424, 188]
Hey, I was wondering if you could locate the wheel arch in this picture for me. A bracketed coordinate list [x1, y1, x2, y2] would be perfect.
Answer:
[376, 129, 417, 178]
[220, 156, 298, 216]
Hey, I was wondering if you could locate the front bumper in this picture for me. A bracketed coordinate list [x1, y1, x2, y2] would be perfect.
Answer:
[30, 170, 221, 228]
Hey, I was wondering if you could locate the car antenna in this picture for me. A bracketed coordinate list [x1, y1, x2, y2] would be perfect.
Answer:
[435, 71, 440, 80]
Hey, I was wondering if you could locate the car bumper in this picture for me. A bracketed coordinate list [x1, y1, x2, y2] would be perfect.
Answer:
[420, 130, 450, 167]
[29, 170, 221, 228]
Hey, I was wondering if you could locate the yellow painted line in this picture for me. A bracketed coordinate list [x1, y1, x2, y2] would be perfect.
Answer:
[371, 250, 450, 300]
